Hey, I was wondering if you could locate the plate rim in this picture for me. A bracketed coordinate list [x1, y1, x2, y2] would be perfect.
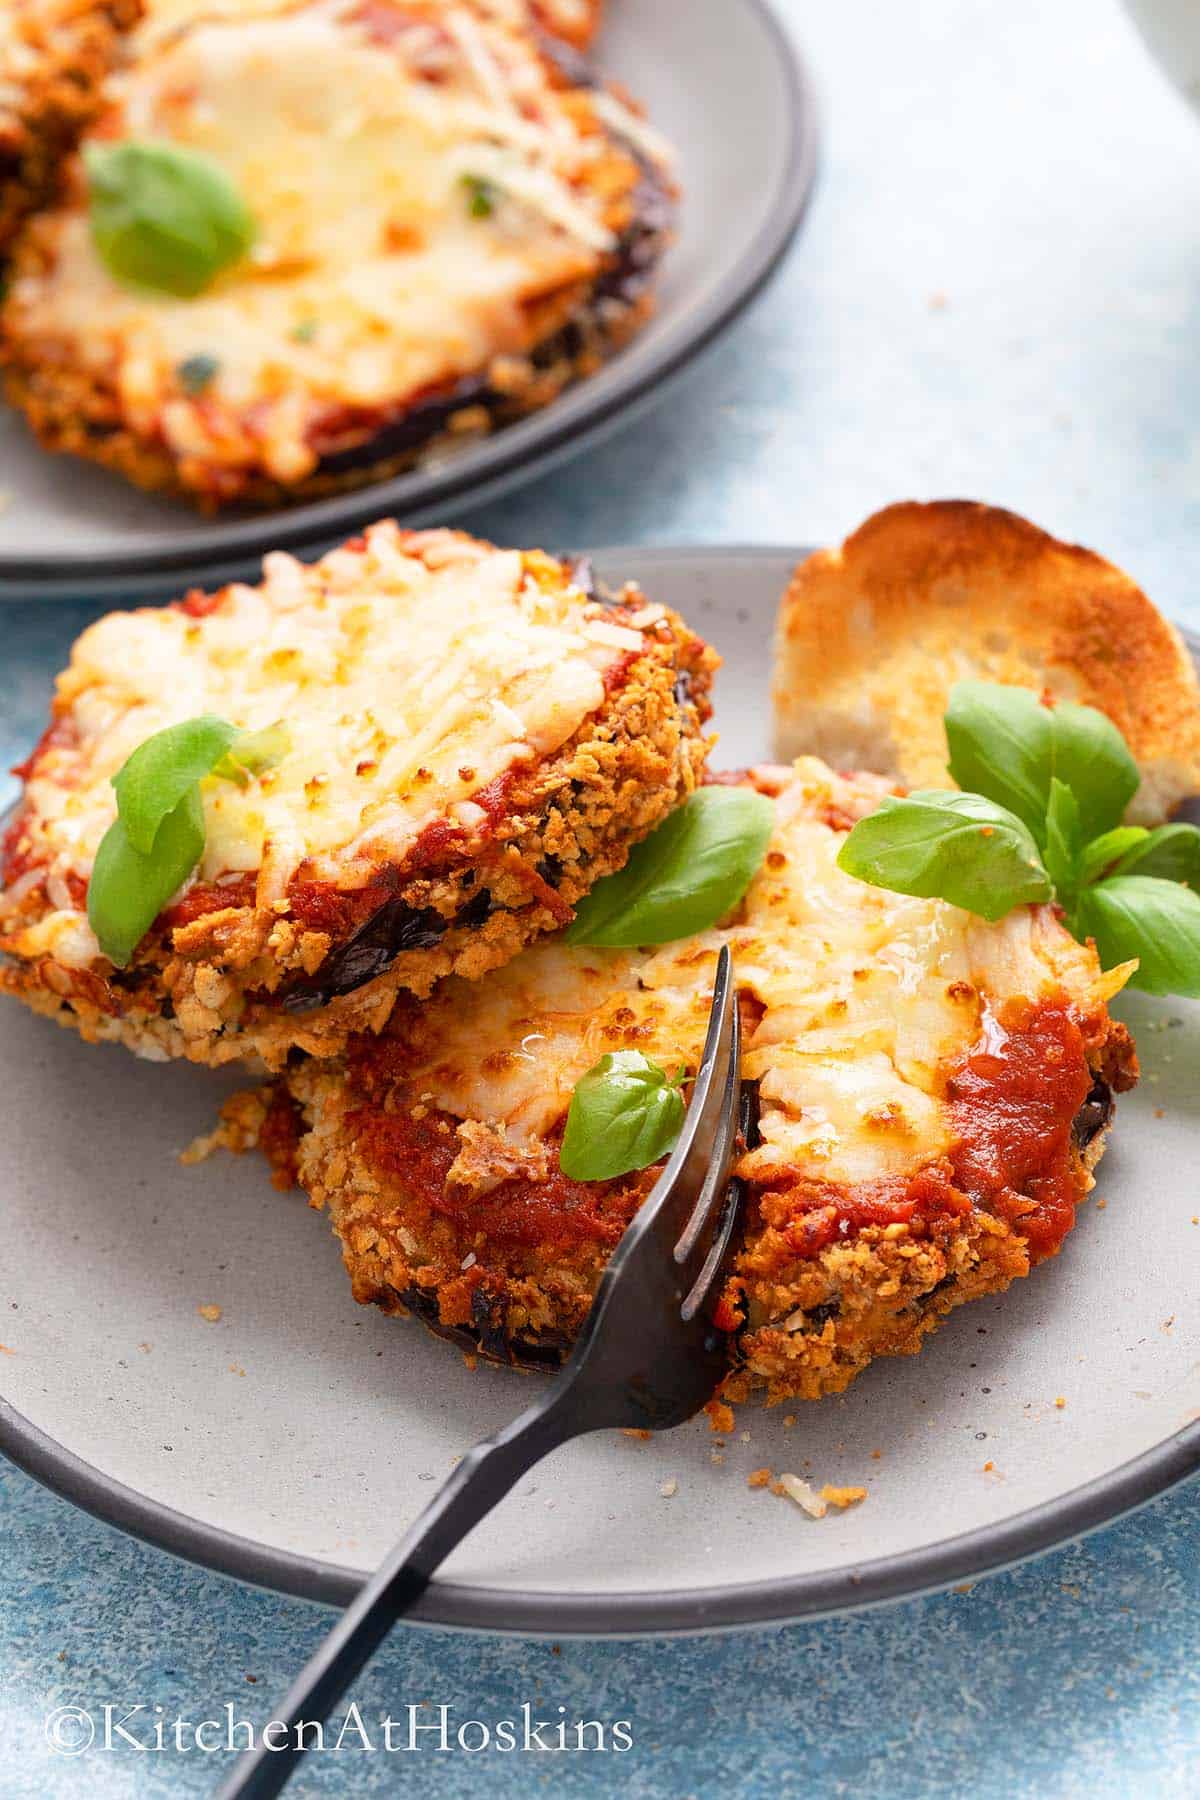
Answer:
[0, 0, 819, 593]
[4, 1393, 1197, 1636]
[2, 542, 1198, 1637]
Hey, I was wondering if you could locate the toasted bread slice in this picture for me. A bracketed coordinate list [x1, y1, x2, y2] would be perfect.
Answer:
[772, 501, 1200, 824]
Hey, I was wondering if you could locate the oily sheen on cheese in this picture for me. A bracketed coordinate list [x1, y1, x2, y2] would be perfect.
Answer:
[366, 760, 1127, 1189]
[7, 524, 638, 967]
[2, 0, 661, 497]
[271, 757, 1135, 1397]
[1, 522, 715, 1068]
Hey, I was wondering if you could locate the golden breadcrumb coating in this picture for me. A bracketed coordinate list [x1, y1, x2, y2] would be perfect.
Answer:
[1, 0, 670, 508]
[250, 760, 1138, 1401]
[0, 0, 139, 253]
[0, 524, 716, 1069]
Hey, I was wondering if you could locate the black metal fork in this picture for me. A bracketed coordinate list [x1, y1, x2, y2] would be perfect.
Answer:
[216, 945, 743, 1800]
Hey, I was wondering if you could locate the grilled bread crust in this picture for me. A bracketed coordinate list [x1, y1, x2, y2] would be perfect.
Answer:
[255, 761, 1138, 1402]
[772, 501, 1200, 826]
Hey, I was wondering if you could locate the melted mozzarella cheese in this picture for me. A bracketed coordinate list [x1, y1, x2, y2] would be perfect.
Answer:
[7, 523, 641, 948]
[393, 760, 1130, 1189]
[7, 0, 641, 484]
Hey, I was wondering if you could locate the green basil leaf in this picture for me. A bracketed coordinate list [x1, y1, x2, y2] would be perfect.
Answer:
[566, 789, 775, 948]
[1078, 826, 1149, 885]
[559, 1051, 685, 1181]
[87, 787, 205, 968]
[211, 721, 292, 789]
[1077, 874, 1200, 997]
[945, 681, 1056, 839]
[461, 173, 499, 218]
[836, 789, 1052, 922]
[112, 714, 237, 854]
[1043, 777, 1081, 897]
[945, 681, 1140, 844]
[1045, 699, 1141, 841]
[85, 140, 256, 298]
[1108, 822, 1200, 889]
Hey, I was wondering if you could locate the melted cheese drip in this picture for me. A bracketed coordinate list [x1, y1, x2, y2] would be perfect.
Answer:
[392, 761, 1127, 1188]
[6, 523, 638, 960]
[9, 0, 642, 482]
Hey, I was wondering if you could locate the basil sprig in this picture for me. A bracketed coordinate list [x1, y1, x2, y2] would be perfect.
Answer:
[945, 680, 1140, 845]
[838, 681, 1200, 997]
[835, 790, 1052, 922]
[559, 1051, 685, 1181]
[567, 788, 774, 947]
[85, 141, 256, 298]
[88, 787, 207, 971]
[88, 716, 289, 967]
[112, 714, 238, 854]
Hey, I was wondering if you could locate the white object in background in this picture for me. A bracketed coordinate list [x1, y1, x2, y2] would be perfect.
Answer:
[1125, 0, 1200, 114]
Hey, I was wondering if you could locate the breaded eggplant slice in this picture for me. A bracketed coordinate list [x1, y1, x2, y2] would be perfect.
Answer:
[264, 759, 1138, 1401]
[0, 522, 716, 1069]
[1, 0, 672, 509]
[0, 0, 139, 253]
[773, 501, 1200, 824]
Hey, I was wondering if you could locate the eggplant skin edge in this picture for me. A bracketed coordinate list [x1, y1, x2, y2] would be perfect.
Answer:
[373, 1075, 1119, 1380]
[1, 116, 675, 511]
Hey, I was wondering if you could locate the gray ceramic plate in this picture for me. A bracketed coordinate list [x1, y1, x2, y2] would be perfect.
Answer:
[0, 0, 816, 603]
[2, 546, 1198, 1637]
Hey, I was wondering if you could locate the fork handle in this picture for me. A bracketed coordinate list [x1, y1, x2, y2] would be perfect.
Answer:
[215, 1392, 572, 1800]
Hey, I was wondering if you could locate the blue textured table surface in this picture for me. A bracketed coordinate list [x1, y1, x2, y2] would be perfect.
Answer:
[4, 0, 1200, 1793]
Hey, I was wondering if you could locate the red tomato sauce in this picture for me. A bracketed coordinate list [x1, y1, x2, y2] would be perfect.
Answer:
[347, 1093, 650, 1253]
[346, 1028, 650, 1251]
[163, 873, 257, 929]
[753, 1163, 972, 1262]
[948, 998, 1090, 1260]
[746, 999, 1091, 1263]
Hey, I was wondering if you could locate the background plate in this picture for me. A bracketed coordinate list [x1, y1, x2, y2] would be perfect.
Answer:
[2, 547, 1198, 1636]
[0, 1, 816, 602]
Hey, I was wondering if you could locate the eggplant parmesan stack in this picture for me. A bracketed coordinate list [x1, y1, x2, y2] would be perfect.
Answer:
[0, 523, 716, 1068]
[262, 759, 1138, 1402]
[0, 0, 671, 508]
[0, 0, 139, 254]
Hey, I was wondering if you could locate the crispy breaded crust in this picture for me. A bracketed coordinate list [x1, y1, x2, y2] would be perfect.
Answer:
[1, 0, 668, 510]
[772, 500, 1200, 824]
[263, 959, 1134, 1404]
[719, 1049, 1130, 1405]
[254, 762, 1139, 1403]
[1, 574, 715, 1070]
[0, 0, 139, 254]
[1, 290, 659, 513]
